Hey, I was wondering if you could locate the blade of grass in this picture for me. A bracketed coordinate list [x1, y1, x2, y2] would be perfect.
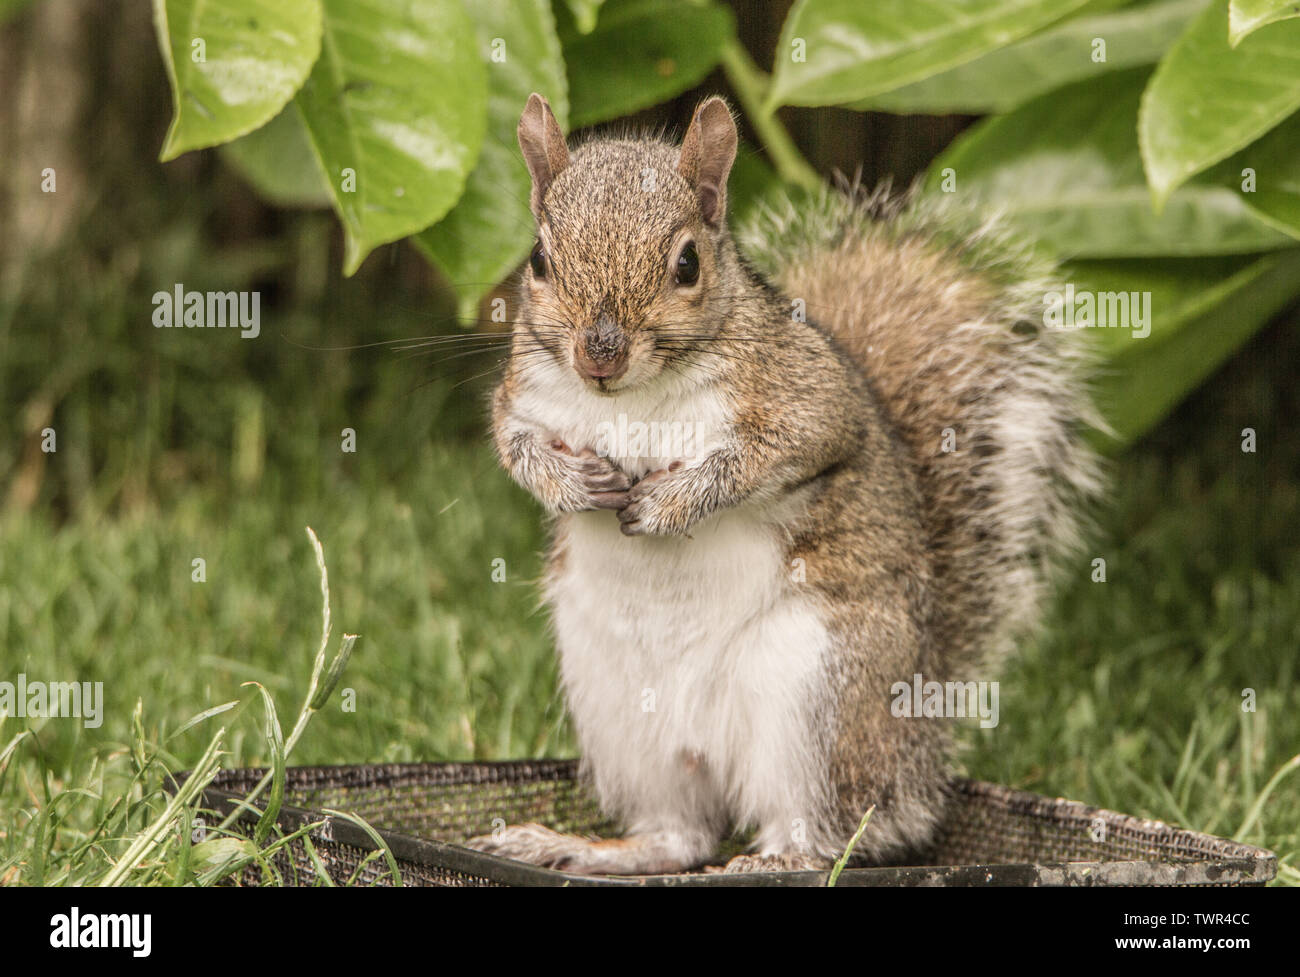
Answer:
[219, 527, 358, 832]
[323, 808, 403, 887]
[244, 682, 286, 846]
[1235, 754, 1300, 841]
[97, 726, 224, 886]
[828, 806, 875, 887]
[192, 818, 326, 886]
[301, 835, 338, 887]
[0, 730, 29, 769]
[169, 700, 241, 740]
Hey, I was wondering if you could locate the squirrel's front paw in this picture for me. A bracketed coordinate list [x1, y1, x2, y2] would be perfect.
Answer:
[618, 463, 695, 536]
[544, 440, 631, 513]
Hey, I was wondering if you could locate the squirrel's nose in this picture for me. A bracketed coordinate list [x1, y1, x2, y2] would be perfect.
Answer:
[574, 347, 628, 383]
[576, 320, 629, 383]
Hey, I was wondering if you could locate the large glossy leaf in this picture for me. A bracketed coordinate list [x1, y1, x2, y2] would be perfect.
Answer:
[560, 0, 734, 127]
[928, 69, 1292, 257]
[857, 0, 1206, 115]
[1075, 251, 1300, 448]
[1067, 254, 1263, 359]
[1139, 0, 1300, 209]
[219, 104, 332, 208]
[766, 0, 1092, 109]
[295, 0, 487, 275]
[1229, 0, 1300, 45]
[152, 0, 322, 160]
[415, 0, 568, 321]
[1204, 114, 1300, 238]
[1236, 135, 1300, 238]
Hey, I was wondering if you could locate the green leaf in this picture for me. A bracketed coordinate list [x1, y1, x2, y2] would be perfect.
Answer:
[416, 0, 568, 320]
[169, 699, 242, 740]
[219, 104, 332, 208]
[1078, 250, 1300, 447]
[857, 0, 1207, 115]
[152, 0, 323, 160]
[0, 731, 29, 769]
[1068, 254, 1259, 359]
[1210, 114, 1300, 238]
[246, 681, 286, 846]
[296, 0, 488, 275]
[309, 633, 358, 711]
[1139, 0, 1300, 209]
[191, 837, 257, 866]
[928, 69, 1292, 257]
[1229, 0, 1300, 45]
[322, 808, 405, 886]
[565, 0, 606, 33]
[561, 0, 735, 127]
[766, 0, 1092, 109]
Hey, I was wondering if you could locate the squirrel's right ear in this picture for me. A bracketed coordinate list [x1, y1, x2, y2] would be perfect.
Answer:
[677, 97, 738, 227]
[518, 93, 570, 213]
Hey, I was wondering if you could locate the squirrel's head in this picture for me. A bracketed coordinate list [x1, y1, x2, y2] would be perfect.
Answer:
[516, 93, 738, 394]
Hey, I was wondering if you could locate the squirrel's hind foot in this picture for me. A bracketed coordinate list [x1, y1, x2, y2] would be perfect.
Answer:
[464, 822, 708, 876]
[715, 852, 832, 875]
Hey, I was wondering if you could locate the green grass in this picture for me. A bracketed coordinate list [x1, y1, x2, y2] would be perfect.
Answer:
[0, 437, 569, 884]
[2, 362, 1297, 883]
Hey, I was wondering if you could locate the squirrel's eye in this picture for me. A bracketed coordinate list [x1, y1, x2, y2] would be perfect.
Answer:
[676, 242, 699, 286]
[530, 241, 547, 279]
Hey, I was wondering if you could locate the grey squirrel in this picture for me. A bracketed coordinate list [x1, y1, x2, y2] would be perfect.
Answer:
[466, 93, 1101, 874]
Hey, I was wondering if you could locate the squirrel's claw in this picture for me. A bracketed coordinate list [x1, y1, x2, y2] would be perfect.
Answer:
[542, 440, 632, 511]
[579, 457, 630, 508]
[617, 468, 661, 535]
[590, 490, 630, 509]
[619, 466, 690, 535]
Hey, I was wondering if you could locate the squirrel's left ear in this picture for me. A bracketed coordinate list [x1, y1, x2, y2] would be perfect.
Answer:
[677, 97, 737, 227]
[518, 93, 570, 213]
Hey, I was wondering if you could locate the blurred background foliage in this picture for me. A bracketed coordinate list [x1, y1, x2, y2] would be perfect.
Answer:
[2, 0, 1297, 506]
[0, 0, 1297, 884]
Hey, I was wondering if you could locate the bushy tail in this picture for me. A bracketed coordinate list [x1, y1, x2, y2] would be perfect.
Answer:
[738, 182, 1104, 677]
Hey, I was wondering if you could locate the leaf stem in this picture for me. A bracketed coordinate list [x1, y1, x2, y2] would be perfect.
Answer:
[720, 37, 821, 192]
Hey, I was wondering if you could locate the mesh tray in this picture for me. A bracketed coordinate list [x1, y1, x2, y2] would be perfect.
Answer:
[188, 760, 1276, 886]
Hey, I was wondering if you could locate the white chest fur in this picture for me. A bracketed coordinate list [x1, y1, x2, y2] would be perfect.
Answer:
[513, 357, 732, 479]
[515, 362, 834, 850]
